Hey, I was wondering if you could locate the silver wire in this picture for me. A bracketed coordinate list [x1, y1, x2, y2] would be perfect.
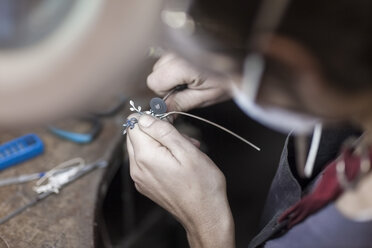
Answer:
[160, 111, 261, 151]
[162, 88, 178, 101]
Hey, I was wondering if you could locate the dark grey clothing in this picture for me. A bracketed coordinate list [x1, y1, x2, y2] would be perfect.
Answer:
[265, 203, 372, 248]
[248, 127, 371, 248]
[248, 137, 301, 248]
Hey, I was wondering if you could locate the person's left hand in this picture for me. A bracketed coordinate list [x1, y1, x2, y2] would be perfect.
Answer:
[126, 114, 234, 247]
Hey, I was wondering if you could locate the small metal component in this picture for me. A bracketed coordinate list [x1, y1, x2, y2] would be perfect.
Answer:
[123, 117, 139, 134]
[150, 97, 167, 115]
[129, 100, 147, 115]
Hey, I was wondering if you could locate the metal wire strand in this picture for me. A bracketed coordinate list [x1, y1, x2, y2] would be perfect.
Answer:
[160, 111, 261, 151]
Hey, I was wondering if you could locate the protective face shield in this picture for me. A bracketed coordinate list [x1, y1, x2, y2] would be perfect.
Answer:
[0, 0, 164, 127]
[233, 53, 321, 135]
[233, 53, 322, 178]
[230, 0, 323, 177]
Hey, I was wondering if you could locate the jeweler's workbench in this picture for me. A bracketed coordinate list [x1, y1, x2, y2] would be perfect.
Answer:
[0, 116, 124, 248]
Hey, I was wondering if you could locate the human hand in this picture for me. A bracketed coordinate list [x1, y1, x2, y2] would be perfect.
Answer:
[147, 53, 233, 112]
[126, 114, 234, 247]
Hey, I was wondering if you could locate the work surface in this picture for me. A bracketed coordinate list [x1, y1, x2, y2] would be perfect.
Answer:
[0, 116, 124, 248]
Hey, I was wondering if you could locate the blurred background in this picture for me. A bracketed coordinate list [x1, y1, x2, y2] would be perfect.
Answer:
[0, 1, 286, 247]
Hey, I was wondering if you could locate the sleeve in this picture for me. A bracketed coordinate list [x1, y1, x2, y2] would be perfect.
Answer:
[264, 203, 372, 248]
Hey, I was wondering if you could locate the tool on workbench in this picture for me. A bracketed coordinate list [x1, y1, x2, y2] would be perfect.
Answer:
[0, 132, 122, 225]
[0, 157, 84, 187]
[48, 96, 127, 144]
[47, 116, 102, 144]
[0, 159, 108, 225]
[0, 134, 44, 171]
[0, 165, 87, 187]
[34, 157, 85, 193]
[0, 172, 46, 187]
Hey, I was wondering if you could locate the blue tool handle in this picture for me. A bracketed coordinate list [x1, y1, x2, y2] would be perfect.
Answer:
[47, 116, 102, 144]
[0, 134, 44, 170]
[47, 127, 94, 144]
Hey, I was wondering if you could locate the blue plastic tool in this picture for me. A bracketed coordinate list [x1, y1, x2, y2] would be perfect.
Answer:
[47, 117, 102, 144]
[0, 134, 44, 170]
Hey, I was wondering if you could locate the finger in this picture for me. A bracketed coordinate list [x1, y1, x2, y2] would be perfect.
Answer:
[126, 134, 137, 167]
[165, 87, 225, 112]
[127, 116, 182, 169]
[127, 119, 162, 155]
[147, 60, 200, 96]
[137, 115, 196, 157]
[163, 114, 175, 124]
[126, 113, 157, 167]
[126, 134, 134, 157]
[182, 134, 201, 148]
[153, 53, 177, 71]
[134, 182, 145, 195]
[127, 134, 144, 183]
[128, 135, 158, 199]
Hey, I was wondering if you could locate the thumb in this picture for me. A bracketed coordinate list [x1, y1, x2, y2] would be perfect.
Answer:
[182, 134, 201, 148]
[138, 115, 195, 155]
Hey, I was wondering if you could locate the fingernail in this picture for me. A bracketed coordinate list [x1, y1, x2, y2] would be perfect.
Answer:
[139, 115, 155, 128]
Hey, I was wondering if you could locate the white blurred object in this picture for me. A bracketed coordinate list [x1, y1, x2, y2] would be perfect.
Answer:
[0, 0, 164, 127]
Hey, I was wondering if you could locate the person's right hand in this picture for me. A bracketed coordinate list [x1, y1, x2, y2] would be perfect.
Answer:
[147, 53, 233, 112]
